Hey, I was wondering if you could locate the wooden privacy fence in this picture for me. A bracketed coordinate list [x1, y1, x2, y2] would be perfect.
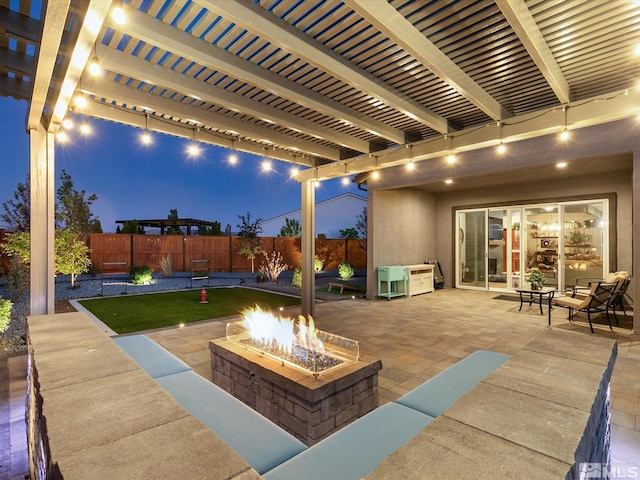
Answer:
[86, 234, 366, 273]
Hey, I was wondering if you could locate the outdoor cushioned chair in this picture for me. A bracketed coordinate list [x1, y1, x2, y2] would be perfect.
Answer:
[609, 277, 631, 326]
[552, 281, 618, 333]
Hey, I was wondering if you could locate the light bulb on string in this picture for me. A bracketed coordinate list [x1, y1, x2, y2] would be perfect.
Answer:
[290, 166, 299, 177]
[140, 114, 152, 145]
[112, 1, 126, 24]
[406, 145, 415, 170]
[56, 130, 69, 142]
[87, 42, 101, 76]
[187, 127, 200, 157]
[88, 57, 101, 76]
[261, 160, 272, 172]
[559, 106, 570, 141]
[228, 153, 238, 165]
[341, 176, 350, 186]
[370, 155, 380, 180]
[445, 134, 455, 163]
[79, 121, 92, 136]
[496, 121, 506, 154]
[74, 95, 87, 109]
[62, 117, 73, 130]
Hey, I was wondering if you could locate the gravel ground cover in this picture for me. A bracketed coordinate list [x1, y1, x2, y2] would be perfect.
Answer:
[0, 270, 366, 354]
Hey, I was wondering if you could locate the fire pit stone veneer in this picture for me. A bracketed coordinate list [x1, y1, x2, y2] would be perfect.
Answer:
[210, 337, 382, 446]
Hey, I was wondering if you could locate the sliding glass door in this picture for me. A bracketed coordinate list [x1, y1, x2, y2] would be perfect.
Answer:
[457, 199, 608, 292]
[457, 210, 486, 288]
[561, 201, 607, 288]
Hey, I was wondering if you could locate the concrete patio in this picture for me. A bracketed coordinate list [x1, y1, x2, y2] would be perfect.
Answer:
[2, 287, 639, 478]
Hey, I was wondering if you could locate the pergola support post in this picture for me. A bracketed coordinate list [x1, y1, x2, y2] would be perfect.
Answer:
[301, 180, 315, 318]
[29, 124, 56, 315]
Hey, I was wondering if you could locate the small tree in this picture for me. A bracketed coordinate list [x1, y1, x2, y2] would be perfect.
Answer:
[279, 218, 301, 238]
[1, 174, 30, 232]
[56, 170, 99, 234]
[236, 212, 263, 273]
[339, 227, 359, 239]
[237, 238, 262, 273]
[55, 229, 92, 288]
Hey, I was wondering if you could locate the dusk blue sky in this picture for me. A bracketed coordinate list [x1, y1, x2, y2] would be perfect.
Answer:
[0, 96, 365, 233]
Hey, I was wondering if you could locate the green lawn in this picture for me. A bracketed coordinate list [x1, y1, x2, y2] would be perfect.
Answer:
[79, 287, 301, 334]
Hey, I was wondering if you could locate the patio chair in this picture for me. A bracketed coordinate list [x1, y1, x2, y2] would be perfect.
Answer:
[552, 281, 618, 333]
[609, 277, 631, 326]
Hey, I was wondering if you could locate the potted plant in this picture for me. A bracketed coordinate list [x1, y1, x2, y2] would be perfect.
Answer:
[525, 268, 545, 290]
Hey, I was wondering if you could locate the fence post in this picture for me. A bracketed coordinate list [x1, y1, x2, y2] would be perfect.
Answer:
[129, 234, 134, 270]
[182, 236, 186, 272]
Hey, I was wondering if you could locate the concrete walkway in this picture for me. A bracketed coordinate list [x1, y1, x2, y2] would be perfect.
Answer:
[2, 288, 639, 478]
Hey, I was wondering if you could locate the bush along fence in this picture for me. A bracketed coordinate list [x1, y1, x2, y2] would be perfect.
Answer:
[84, 234, 366, 274]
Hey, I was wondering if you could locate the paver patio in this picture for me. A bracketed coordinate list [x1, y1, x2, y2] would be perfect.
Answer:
[2, 288, 639, 478]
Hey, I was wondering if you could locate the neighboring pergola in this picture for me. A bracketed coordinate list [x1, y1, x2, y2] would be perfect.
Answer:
[115, 218, 219, 235]
[2, 0, 639, 319]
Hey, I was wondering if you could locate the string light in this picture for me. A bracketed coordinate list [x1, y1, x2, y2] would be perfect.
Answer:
[140, 114, 152, 145]
[88, 53, 101, 76]
[370, 155, 380, 180]
[341, 176, 350, 185]
[112, 1, 126, 24]
[290, 166, 299, 177]
[228, 153, 238, 165]
[56, 130, 69, 142]
[406, 144, 415, 170]
[74, 95, 87, 109]
[559, 106, 569, 141]
[445, 134, 455, 163]
[62, 117, 73, 130]
[261, 160, 272, 172]
[79, 122, 92, 135]
[496, 121, 506, 154]
[187, 128, 200, 157]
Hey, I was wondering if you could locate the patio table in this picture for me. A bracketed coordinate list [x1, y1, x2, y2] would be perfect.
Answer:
[515, 287, 556, 325]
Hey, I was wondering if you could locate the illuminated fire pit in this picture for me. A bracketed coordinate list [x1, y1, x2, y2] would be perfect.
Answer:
[210, 307, 382, 446]
[225, 306, 359, 376]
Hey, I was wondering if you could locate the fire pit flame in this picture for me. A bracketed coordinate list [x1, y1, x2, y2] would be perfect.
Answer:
[241, 306, 325, 358]
[226, 306, 359, 375]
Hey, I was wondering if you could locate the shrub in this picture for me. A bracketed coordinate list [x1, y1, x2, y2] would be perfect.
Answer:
[159, 255, 172, 277]
[292, 267, 302, 288]
[259, 251, 289, 282]
[3, 257, 29, 303]
[314, 257, 323, 273]
[338, 262, 354, 280]
[129, 265, 153, 285]
[0, 297, 12, 334]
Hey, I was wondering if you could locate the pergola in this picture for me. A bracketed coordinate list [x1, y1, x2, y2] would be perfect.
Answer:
[2, 0, 639, 318]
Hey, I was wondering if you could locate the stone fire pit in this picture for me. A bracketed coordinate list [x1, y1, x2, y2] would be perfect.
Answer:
[209, 308, 382, 446]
